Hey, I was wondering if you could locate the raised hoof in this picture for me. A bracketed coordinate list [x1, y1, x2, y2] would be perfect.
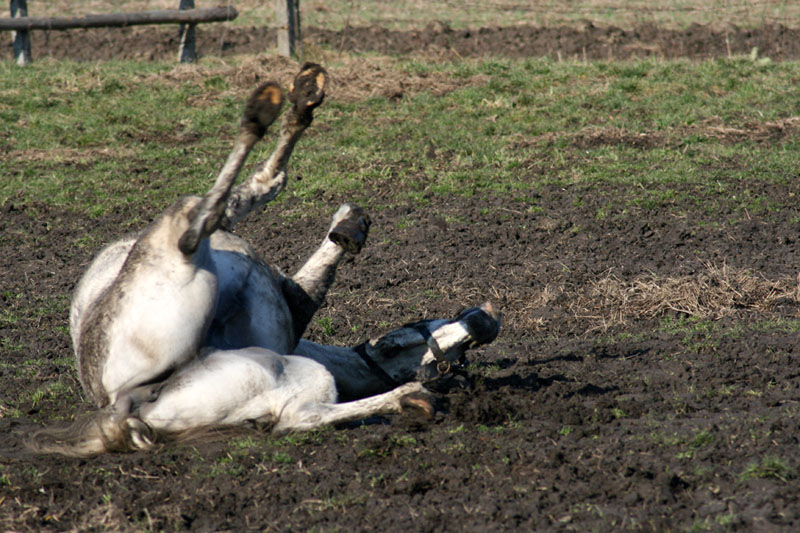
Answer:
[329, 204, 371, 254]
[289, 63, 329, 113]
[400, 391, 436, 419]
[241, 81, 285, 138]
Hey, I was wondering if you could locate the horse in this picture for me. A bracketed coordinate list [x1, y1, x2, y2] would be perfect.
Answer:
[28, 64, 501, 457]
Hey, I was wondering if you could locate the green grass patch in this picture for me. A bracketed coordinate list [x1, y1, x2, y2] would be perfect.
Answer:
[739, 455, 795, 482]
[1, 56, 798, 218]
[3, 55, 798, 224]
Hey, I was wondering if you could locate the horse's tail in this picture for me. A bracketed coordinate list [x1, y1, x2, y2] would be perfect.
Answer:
[26, 407, 156, 458]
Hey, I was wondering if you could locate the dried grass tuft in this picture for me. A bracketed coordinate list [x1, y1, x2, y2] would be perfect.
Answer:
[147, 53, 488, 106]
[516, 116, 800, 151]
[571, 262, 800, 328]
[78, 502, 131, 533]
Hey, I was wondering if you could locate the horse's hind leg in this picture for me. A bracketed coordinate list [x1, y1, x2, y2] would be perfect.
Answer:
[281, 203, 371, 344]
[222, 64, 330, 229]
[178, 81, 284, 254]
[273, 381, 434, 434]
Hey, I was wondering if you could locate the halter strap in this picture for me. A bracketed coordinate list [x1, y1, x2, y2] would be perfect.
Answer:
[356, 319, 475, 387]
[354, 342, 401, 389]
[411, 323, 451, 375]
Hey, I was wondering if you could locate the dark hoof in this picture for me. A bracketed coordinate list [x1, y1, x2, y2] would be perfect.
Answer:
[241, 81, 285, 138]
[329, 204, 371, 254]
[289, 63, 329, 113]
[400, 391, 435, 419]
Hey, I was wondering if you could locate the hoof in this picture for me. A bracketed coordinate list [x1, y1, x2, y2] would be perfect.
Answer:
[126, 417, 155, 450]
[242, 81, 285, 138]
[329, 204, 371, 254]
[289, 63, 329, 113]
[400, 391, 435, 419]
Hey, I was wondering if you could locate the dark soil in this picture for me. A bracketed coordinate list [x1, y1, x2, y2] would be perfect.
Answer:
[3, 170, 800, 530]
[5, 21, 800, 62]
[3, 22, 800, 533]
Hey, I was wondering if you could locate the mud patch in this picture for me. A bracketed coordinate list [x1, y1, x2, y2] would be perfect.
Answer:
[5, 22, 800, 63]
[3, 171, 800, 529]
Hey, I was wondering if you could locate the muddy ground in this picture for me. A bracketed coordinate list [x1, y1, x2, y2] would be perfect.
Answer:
[5, 21, 800, 62]
[3, 23, 800, 532]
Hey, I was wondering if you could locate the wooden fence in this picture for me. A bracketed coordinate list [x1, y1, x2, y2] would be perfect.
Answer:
[4, 0, 239, 65]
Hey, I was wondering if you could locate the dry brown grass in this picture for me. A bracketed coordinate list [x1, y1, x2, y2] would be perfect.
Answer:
[6, 147, 135, 164]
[375, 263, 800, 336]
[146, 53, 488, 106]
[571, 263, 800, 329]
[514, 116, 800, 152]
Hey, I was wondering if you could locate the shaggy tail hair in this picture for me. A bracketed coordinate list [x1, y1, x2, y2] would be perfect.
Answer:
[26, 408, 155, 458]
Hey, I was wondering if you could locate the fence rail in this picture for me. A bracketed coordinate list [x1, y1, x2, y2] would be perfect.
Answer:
[5, 1, 241, 66]
[0, 7, 237, 31]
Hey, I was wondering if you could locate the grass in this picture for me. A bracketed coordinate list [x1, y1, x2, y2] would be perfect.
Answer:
[739, 455, 795, 482]
[2, 55, 799, 220]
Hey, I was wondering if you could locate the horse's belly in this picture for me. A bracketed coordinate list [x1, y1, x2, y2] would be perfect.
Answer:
[209, 252, 294, 354]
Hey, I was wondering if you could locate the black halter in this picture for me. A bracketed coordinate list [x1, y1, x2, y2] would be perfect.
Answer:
[354, 320, 475, 389]
[410, 323, 452, 375]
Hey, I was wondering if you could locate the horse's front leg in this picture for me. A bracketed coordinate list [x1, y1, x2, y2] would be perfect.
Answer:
[273, 380, 435, 434]
[281, 203, 371, 345]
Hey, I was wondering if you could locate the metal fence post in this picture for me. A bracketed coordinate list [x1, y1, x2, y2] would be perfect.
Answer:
[276, 0, 300, 58]
[178, 0, 196, 63]
[10, 0, 32, 65]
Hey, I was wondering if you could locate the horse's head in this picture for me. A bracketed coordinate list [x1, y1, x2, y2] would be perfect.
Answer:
[361, 302, 502, 385]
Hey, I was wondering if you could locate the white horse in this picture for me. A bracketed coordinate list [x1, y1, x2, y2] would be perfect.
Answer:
[28, 64, 501, 457]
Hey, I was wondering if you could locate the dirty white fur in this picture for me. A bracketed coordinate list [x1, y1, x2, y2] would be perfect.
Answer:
[136, 348, 426, 435]
[133, 305, 497, 437]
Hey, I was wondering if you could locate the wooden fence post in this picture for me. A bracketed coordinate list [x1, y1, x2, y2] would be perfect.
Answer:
[10, 0, 32, 65]
[178, 0, 196, 63]
[275, 0, 300, 58]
